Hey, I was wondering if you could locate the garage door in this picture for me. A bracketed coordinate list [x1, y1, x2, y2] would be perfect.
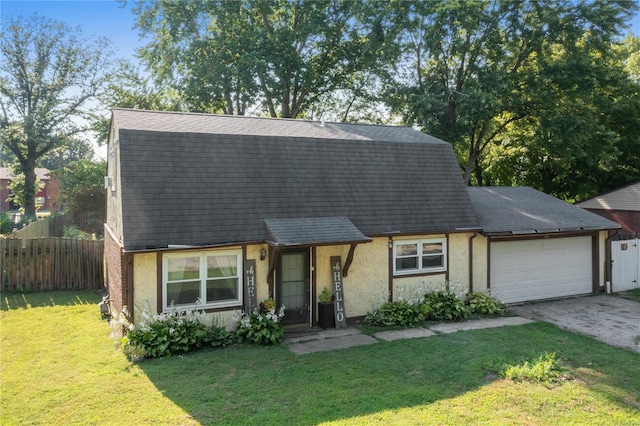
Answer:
[490, 236, 592, 304]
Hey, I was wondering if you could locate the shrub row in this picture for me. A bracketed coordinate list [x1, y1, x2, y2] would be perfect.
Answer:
[364, 288, 504, 327]
[112, 299, 285, 360]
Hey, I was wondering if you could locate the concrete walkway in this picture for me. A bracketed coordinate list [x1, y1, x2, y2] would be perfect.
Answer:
[510, 295, 640, 353]
[285, 316, 533, 355]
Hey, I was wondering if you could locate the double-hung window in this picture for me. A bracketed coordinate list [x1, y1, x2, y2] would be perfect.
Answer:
[394, 239, 446, 275]
[163, 249, 242, 310]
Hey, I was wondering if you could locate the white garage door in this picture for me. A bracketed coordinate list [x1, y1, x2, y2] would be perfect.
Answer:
[490, 236, 592, 304]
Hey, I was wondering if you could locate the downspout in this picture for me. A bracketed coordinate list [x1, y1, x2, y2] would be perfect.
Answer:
[469, 232, 478, 293]
[126, 253, 134, 321]
[605, 229, 619, 293]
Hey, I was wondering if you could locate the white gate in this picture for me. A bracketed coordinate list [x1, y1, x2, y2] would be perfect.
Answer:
[611, 238, 640, 292]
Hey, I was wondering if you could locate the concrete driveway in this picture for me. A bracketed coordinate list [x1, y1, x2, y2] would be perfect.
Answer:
[511, 295, 640, 353]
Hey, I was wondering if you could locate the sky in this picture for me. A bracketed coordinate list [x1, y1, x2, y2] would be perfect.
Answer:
[0, 0, 146, 61]
[1, 0, 640, 157]
[2, 0, 640, 65]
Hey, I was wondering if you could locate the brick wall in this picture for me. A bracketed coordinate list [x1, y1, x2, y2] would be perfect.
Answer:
[44, 176, 60, 213]
[105, 226, 127, 314]
[585, 208, 640, 235]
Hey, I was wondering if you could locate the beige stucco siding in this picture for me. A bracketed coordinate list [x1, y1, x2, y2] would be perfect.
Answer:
[447, 233, 472, 288]
[246, 244, 271, 302]
[391, 233, 474, 299]
[316, 239, 389, 318]
[472, 234, 489, 293]
[132, 252, 157, 314]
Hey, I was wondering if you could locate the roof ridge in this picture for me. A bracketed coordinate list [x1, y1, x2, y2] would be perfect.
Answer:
[112, 108, 412, 131]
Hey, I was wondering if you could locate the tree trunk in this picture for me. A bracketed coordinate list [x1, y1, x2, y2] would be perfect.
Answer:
[22, 159, 37, 218]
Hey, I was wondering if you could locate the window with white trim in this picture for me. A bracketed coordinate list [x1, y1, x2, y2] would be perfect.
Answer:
[163, 249, 242, 310]
[394, 239, 446, 275]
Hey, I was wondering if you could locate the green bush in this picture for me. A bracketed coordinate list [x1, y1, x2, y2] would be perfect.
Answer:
[114, 306, 233, 359]
[383, 300, 423, 326]
[465, 292, 504, 315]
[63, 225, 95, 240]
[234, 300, 285, 345]
[497, 352, 565, 384]
[0, 213, 14, 234]
[423, 289, 469, 321]
[364, 299, 430, 326]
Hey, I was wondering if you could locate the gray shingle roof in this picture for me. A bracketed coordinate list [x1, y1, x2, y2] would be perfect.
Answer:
[112, 109, 447, 143]
[112, 109, 480, 251]
[265, 217, 371, 247]
[468, 187, 621, 235]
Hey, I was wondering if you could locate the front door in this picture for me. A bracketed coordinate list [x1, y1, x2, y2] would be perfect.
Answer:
[276, 249, 310, 326]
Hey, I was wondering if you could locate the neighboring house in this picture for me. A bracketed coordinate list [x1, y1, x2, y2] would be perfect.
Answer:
[0, 167, 59, 214]
[105, 109, 619, 327]
[576, 180, 640, 236]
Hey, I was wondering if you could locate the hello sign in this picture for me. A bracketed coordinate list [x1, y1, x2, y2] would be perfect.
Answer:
[330, 256, 347, 328]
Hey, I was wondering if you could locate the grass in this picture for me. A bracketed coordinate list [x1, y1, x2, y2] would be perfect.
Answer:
[2, 291, 640, 425]
[614, 288, 640, 303]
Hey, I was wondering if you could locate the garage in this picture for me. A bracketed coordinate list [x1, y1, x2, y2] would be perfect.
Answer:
[468, 187, 619, 304]
[490, 236, 593, 304]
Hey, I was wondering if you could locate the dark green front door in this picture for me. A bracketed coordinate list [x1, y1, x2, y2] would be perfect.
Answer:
[276, 249, 310, 326]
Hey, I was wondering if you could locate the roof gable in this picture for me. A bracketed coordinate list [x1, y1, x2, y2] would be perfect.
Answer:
[576, 180, 640, 212]
[112, 109, 479, 251]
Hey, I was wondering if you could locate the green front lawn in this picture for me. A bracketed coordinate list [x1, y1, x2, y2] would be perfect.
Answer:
[2, 291, 639, 425]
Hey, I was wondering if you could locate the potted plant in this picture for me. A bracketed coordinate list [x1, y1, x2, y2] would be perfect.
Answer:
[318, 287, 335, 329]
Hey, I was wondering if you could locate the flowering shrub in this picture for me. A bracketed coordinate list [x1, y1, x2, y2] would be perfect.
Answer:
[422, 288, 469, 321]
[364, 300, 427, 326]
[111, 304, 234, 360]
[234, 298, 285, 346]
[465, 292, 505, 315]
[364, 282, 472, 326]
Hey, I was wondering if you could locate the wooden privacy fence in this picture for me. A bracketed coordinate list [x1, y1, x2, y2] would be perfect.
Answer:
[0, 238, 104, 291]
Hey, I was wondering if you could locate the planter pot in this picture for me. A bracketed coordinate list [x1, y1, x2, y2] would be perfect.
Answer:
[318, 302, 335, 329]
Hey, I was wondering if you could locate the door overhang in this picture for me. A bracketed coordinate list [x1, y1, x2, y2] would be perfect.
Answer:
[264, 216, 371, 283]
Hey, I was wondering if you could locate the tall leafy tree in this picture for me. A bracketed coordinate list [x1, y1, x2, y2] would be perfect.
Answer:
[92, 59, 184, 144]
[386, 0, 636, 186]
[0, 14, 113, 218]
[56, 159, 106, 235]
[485, 35, 640, 201]
[131, 0, 391, 118]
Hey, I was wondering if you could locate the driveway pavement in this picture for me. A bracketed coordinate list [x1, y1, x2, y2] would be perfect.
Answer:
[510, 295, 640, 353]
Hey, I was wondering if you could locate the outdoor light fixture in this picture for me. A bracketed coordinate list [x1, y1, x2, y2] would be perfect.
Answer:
[260, 248, 267, 261]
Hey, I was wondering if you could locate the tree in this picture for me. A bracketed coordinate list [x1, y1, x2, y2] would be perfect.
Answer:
[385, 0, 637, 186]
[41, 137, 94, 171]
[92, 59, 184, 144]
[131, 0, 392, 118]
[0, 14, 113, 218]
[483, 36, 640, 201]
[56, 159, 106, 235]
